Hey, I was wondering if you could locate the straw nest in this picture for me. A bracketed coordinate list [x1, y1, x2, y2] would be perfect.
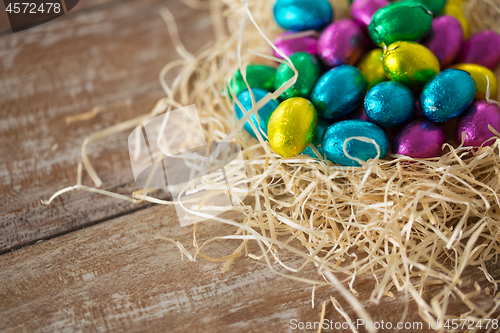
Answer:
[44, 0, 500, 331]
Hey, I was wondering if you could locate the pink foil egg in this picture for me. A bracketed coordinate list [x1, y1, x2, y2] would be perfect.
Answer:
[318, 18, 368, 68]
[459, 30, 500, 71]
[422, 15, 463, 67]
[351, 0, 389, 31]
[457, 100, 500, 147]
[394, 119, 447, 158]
[273, 32, 319, 59]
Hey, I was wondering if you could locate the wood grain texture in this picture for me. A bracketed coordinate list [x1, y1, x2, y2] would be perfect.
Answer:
[0, 0, 213, 252]
[1, 204, 499, 333]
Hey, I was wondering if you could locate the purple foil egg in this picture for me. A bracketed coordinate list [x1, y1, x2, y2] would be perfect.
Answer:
[459, 30, 500, 70]
[318, 19, 368, 68]
[394, 119, 447, 158]
[349, 105, 370, 121]
[351, 0, 389, 31]
[414, 99, 424, 118]
[422, 15, 463, 67]
[273, 32, 319, 59]
[457, 100, 500, 147]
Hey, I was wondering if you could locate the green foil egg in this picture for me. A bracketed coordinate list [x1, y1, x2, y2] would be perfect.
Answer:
[368, 1, 433, 47]
[383, 41, 440, 88]
[228, 65, 276, 98]
[403, 0, 446, 15]
[358, 49, 387, 91]
[274, 52, 322, 100]
[268, 97, 318, 158]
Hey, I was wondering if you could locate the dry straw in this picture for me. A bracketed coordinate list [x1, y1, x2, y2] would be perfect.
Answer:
[43, 0, 500, 331]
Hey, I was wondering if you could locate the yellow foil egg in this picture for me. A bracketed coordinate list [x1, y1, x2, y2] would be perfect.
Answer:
[450, 63, 498, 100]
[268, 97, 318, 158]
[442, 3, 470, 39]
[383, 41, 440, 88]
[358, 49, 387, 91]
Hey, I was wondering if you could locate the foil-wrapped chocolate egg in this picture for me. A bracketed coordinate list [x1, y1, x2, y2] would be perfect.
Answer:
[274, 52, 322, 100]
[268, 97, 318, 158]
[383, 41, 440, 88]
[273, 32, 318, 59]
[457, 100, 500, 147]
[302, 117, 332, 158]
[368, 1, 433, 47]
[420, 69, 476, 122]
[234, 89, 279, 139]
[349, 105, 370, 122]
[351, 0, 389, 31]
[422, 15, 463, 67]
[450, 63, 498, 100]
[273, 0, 333, 32]
[228, 65, 276, 98]
[459, 30, 500, 71]
[322, 120, 389, 166]
[403, 0, 446, 15]
[358, 48, 387, 91]
[442, 2, 470, 39]
[311, 65, 366, 120]
[393, 119, 446, 158]
[318, 19, 368, 68]
[364, 81, 415, 128]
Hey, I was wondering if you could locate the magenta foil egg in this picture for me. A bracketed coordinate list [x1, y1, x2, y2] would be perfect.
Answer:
[394, 119, 447, 158]
[351, 0, 389, 31]
[459, 30, 500, 70]
[457, 100, 500, 147]
[422, 15, 463, 67]
[273, 32, 319, 59]
[318, 19, 368, 68]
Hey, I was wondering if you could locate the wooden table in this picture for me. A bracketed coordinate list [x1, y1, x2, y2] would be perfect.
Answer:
[1, 1, 499, 332]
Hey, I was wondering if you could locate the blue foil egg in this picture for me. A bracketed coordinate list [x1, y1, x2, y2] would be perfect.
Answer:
[322, 120, 389, 166]
[420, 69, 476, 122]
[235, 88, 279, 138]
[364, 81, 415, 128]
[311, 65, 366, 120]
[273, 0, 334, 32]
[302, 117, 332, 158]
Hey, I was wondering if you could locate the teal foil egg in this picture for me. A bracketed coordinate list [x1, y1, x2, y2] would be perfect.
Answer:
[302, 117, 332, 158]
[311, 65, 366, 120]
[420, 69, 476, 123]
[235, 88, 279, 138]
[364, 81, 415, 128]
[273, 0, 333, 32]
[322, 120, 389, 166]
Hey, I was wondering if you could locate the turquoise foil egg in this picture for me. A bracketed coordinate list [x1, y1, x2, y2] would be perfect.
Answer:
[322, 120, 389, 166]
[302, 117, 332, 158]
[364, 81, 415, 128]
[235, 89, 279, 138]
[273, 0, 333, 32]
[420, 69, 476, 123]
[311, 65, 366, 120]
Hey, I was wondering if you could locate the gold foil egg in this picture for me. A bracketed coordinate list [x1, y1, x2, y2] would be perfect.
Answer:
[450, 63, 498, 100]
[268, 97, 318, 158]
[442, 2, 470, 39]
[358, 49, 387, 91]
[383, 41, 440, 88]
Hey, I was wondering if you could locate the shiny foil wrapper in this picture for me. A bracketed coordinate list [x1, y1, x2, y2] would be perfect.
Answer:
[422, 15, 463, 67]
[268, 97, 318, 158]
[457, 100, 500, 147]
[318, 19, 368, 68]
[459, 30, 500, 71]
[358, 48, 387, 90]
[273, 32, 318, 59]
[274, 52, 321, 100]
[234, 88, 279, 139]
[351, 0, 389, 30]
[393, 119, 446, 158]
[273, 0, 333, 32]
[450, 63, 498, 100]
[383, 41, 440, 88]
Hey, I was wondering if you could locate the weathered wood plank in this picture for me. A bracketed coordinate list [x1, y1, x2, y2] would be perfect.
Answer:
[0, 205, 498, 332]
[0, 0, 213, 252]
